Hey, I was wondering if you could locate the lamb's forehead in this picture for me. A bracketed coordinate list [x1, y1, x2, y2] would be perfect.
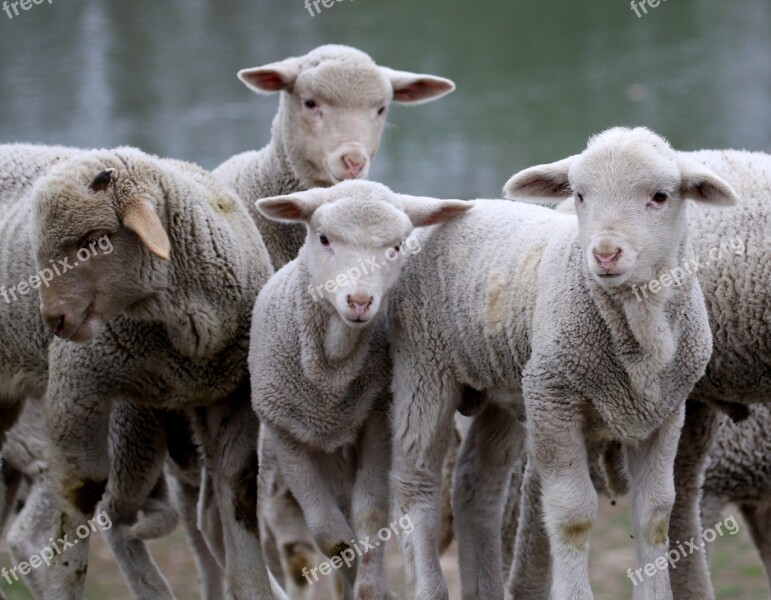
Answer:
[294, 46, 390, 106]
[570, 127, 680, 191]
[311, 183, 411, 243]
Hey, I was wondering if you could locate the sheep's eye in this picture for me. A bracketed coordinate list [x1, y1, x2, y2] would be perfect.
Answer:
[377, 106, 386, 116]
[319, 234, 329, 246]
[78, 232, 104, 249]
[652, 191, 669, 203]
[393, 244, 400, 252]
[576, 193, 584, 203]
[304, 99, 318, 109]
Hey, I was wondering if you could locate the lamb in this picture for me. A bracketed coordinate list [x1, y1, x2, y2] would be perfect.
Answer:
[518, 144, 771, 599]
[23, 146, 285, 599]
[249, 180, 471, 598]
[213, 44, 456, 269]
[386, 126, 737, 600]
[211, 44, 455, 594]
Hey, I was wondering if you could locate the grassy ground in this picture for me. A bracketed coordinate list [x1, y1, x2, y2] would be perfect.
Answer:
[0, 498, 766, 599]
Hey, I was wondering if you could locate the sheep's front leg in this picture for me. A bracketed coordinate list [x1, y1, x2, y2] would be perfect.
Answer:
[531, 410, 596, 600]
[505, 457, 552, 600]
[625, 404, 685, 600]
[391, 359, 459, 600]
[100, 401, 175, 600]
[194, 390, 286, 600]
[669, 400, 720, 600]
[268, 426, 357, 596]
[44, 386, 111, 600]
[351, 404, 392, 600]
[454, 401, 523, 600]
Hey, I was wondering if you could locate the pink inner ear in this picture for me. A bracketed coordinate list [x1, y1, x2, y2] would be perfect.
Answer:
[244, 70, 286, 92]
[393, 79, 451, 102]
[271, 201, 303, 219]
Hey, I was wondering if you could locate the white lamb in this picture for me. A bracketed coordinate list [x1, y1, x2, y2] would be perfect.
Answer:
[213, 44, 455, 269]
[213, 44, 455, 595]
[516, 142, 771, 599]
[249, 180, 471, 598]
[386, 127, 737, 600]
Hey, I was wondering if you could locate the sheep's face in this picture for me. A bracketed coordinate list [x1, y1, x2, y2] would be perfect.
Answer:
[257, 181, 472, 328]
[33, 164, 170, 342]
[570, 142, 688, 289]
[504, 127, 738, 292]
[237, 45, 455, 188]
[305, 194, 415, 327]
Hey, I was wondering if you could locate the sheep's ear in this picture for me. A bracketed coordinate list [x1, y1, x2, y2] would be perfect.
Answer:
[677, 157, 739, 207]
[238, 58, 301, 94]
[399, 196, 473, 227]
[88, 168, 117, 193]
[503, 156, 576, 203]
[122, 199, 171, 260]
[256, 190, 326, 223]
[380, 67, 455, 104]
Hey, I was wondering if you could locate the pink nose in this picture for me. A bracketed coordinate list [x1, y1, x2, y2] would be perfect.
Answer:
[341, 155, 366, 178]
[593, 248, 622, 270]
[347, 293, 373, 318]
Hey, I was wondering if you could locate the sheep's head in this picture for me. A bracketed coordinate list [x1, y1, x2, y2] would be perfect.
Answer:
[238, 44, 455, 187]
[504, 127, 739, 290]
[257, 180, 471, 327]
[33, 156, 171, 342]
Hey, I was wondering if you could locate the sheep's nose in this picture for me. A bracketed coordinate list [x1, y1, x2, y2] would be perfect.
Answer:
[40, 303, 74, 337]
[593, 248, 622, 270]
[347, 293, 373, 317]
[341, 154, 366, 178]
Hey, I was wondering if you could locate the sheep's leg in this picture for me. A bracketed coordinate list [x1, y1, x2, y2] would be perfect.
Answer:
[165, 409, 226, 599]
[505, 457, 552, 600]
[454, 402, 522, 600]
[268, 426, 357, 597]
[391, 360, 459, 600]
[193, 389, 285, 600]
[625, 404, 684, 600]
[167, 465, 225, 600]
[100, 401, 176, 600]
[258, 427, 333, 600]
[351, 405, 392, 599]
[531, 410, 596, 600]
[7, 477, 59, 596]
[669, 400, 720, 600]
[44, 388, 112, 600]
[198, 466, 227, 566]
[259, 484, 320, 600]
[739, 502, 771, 592]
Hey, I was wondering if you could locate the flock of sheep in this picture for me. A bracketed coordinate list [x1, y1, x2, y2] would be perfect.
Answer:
[0, 43, 768, 600]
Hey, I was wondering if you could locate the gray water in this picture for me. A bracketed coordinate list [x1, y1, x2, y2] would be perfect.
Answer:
[1, 0, 769, 199]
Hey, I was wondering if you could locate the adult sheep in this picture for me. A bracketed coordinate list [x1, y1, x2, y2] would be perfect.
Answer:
[28, 148, 283, 599]
[387, 127, 737, 600]
[250, 180, 471, 598]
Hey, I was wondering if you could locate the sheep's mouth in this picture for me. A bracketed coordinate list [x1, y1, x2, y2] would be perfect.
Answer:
[64, 303, 94, 342]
